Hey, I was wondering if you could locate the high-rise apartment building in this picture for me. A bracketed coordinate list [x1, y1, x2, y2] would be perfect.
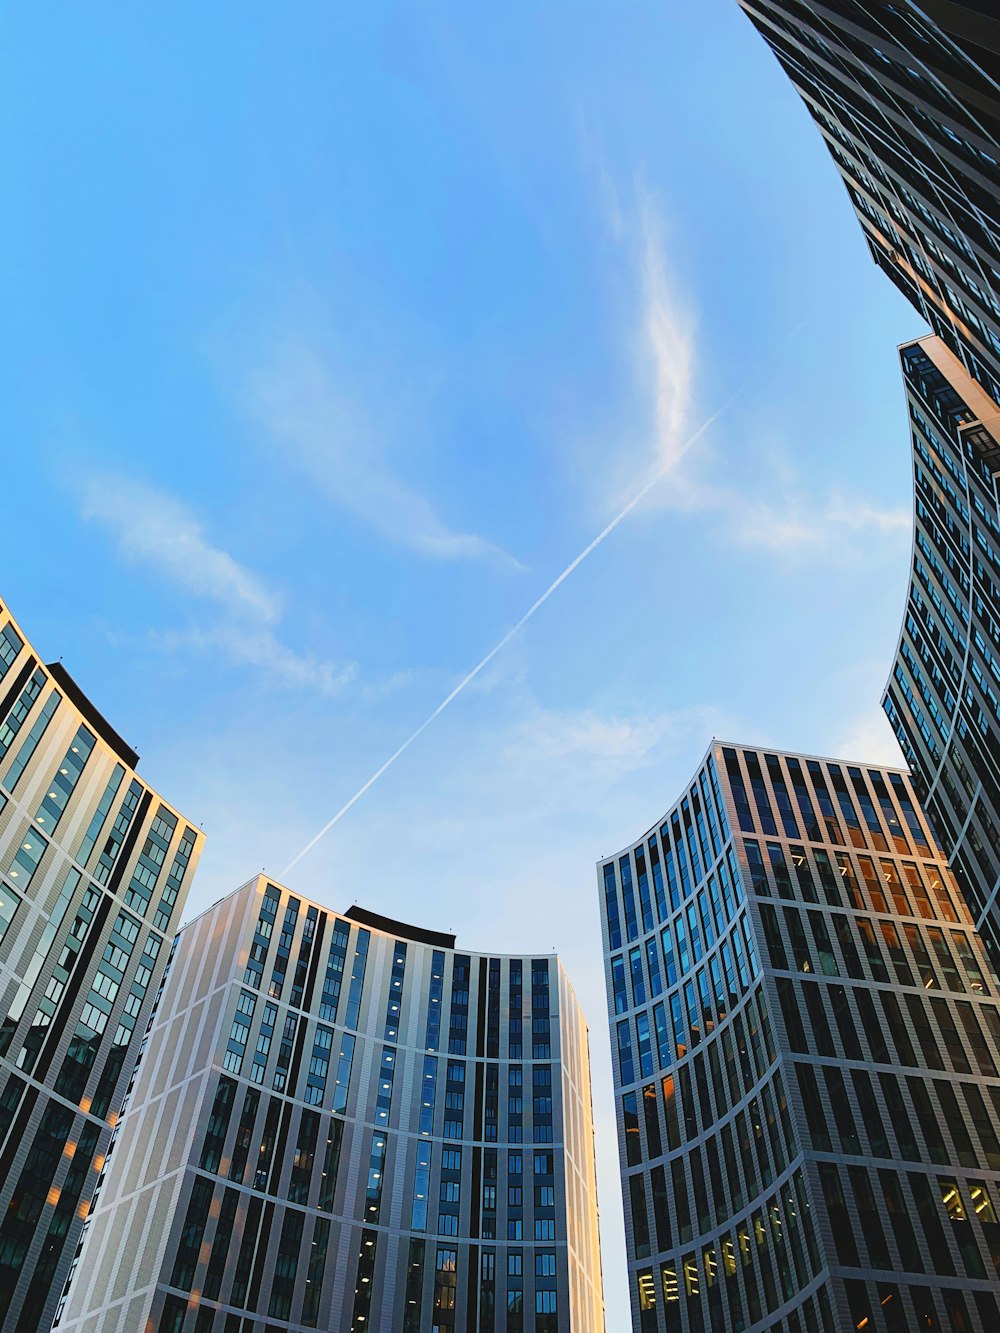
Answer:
[737, 0, 1000, 400]
[57, 877, 605, 1333]
[884, 332, 1000, 964]
[0, 596, 203, 1333]
[600, 741, 1000, 1333]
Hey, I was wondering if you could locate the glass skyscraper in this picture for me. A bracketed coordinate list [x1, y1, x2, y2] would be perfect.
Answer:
[736, 0, 1000, 1038]
[884, 332, 1000, 964]
[57, 877, 605, 1333]
[601, 741, 1000, 1332]
[737, 0, 1000, 399]
[0, 594, 203, 1333]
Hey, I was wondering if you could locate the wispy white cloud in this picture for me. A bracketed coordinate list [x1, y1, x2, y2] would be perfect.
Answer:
[639, 199, 695, 475]
[81, 473, 355, 697]
[832, 705, 904, 767]
[154, 624, 358, 698]
[504, 703, 723, 775]
[358, 668, 420, 704]
[612, 190, 911, 555]
[81, 476, 280, 622]
[824, 496, 912, 535]
[250, 341, 522, 568]
[716, 474, 911, 553]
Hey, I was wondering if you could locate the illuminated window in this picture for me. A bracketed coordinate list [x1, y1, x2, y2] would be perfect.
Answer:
[970, 1181, 998, 1223]
[660, 1261, 678, 1304]
[637, 1270, 656, 1309]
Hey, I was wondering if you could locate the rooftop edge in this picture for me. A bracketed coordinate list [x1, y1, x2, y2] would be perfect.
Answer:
[45, 661, 140, 770]
[346, 904, 457, 950]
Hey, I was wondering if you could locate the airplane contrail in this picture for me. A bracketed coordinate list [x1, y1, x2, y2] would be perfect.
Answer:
[280, 399, 731, 877]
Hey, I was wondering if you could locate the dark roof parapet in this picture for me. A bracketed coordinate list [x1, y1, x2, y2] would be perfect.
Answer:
[345, 904, 456, 950]
[45, 661, 140, 770]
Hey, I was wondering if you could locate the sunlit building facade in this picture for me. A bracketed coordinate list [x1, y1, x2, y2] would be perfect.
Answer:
[601, 741, 1000, 1332]
[57, 877, 605, 1333]
[735, 0, 1000, 1085]
[884, 333, 1000, 965]
[737, 0, 1000, 401]
[0, 595, 203, 1333]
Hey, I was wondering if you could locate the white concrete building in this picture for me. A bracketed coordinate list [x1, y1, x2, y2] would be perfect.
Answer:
[58, 877, 605, 1333]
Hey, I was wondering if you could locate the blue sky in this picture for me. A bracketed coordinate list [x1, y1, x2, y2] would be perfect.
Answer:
[2, 2, 923, 1322]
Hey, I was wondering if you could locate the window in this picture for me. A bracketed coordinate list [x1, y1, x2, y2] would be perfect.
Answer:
[410, 1141, 431, 1231]
[33, 725, 95, 836]
[344, 929, 370, 1029]
[333, 1029, 357, 1114]
[6, 687, 61, 789]
[611, 956, 629, 1015]
[604, 863, 623, 951]
[0, 621, 22, 676]
[7, 830, 47, 889]
[617, 1020, 635, 1085]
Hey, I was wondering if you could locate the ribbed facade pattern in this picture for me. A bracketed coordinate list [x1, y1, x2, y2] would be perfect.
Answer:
[58, 877, 604, 1333]
[0, 597, 203, 1333]
[601, 742, 1000, 1333]
[884, 334, 1000, 963]
[737, 0, 1000, 405]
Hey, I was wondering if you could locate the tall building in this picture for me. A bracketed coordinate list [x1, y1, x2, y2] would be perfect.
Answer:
[884, 332, 1000, 964]
[57, 877, 605, 1333]
[737, 0, 1000, 400]
[0, 596, 204, 1333]
[600, 741, 1000, 1333]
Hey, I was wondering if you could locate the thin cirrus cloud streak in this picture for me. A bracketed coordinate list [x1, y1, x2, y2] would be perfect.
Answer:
[251, 343, 523, 570]
[81, 476, 281, 622]
[629, 196, 909, 550]
[81, 474, 356, 698]
[640, 200, 694, 476]
[153, 623, 357, 698]
[280, 395, 733, 877]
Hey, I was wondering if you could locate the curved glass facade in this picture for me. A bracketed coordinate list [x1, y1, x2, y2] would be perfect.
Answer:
[58, 879, 604, 1333]
[602, 742, 1000, 1332]
[884, 335, 1000, 967]
[0, 595, 203, 1333]
[737, 0, 1000, 1103]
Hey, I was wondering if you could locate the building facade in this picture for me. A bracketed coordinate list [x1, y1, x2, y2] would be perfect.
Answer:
[600, 741, 1000, 1332]
[57, 878, 605, 1333]
[737, 0, 1000, 401]
[0, 596, 203, 1333]
[884, 333, 1000, 963]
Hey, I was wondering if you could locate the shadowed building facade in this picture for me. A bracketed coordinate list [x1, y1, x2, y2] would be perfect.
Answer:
[884, 333, 1000, 964]
[600, 741, 1000, 1333]
[56, 878, 605, 1333]
[737, 0, 1000, 400]
[0, 596, 203, 1333]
